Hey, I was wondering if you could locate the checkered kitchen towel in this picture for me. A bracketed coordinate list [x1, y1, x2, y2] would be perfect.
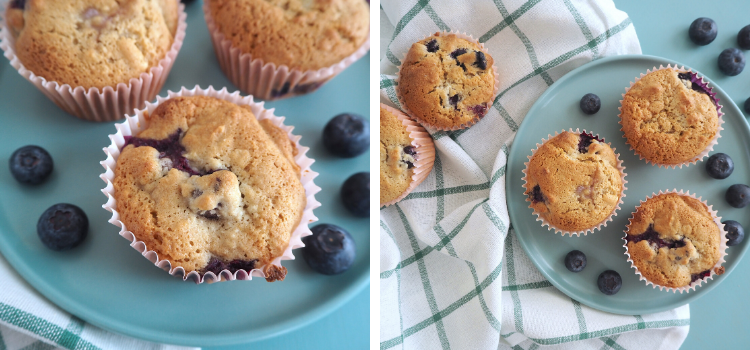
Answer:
[379, 1, 690, 349]
[0, 253, 196, 350]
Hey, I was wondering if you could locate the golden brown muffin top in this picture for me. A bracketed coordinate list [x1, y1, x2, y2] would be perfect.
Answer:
[7, 0, 179, 89]
[524, 131, 623, 232]
[620, 68, 719, 165]
[208, 0, 369, 71]
[626, 193, 721, 288]
[113, 96, 306, 281]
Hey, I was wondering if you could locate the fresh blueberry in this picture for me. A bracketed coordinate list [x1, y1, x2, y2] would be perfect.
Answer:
[688, 18, 717, 46]
[564, 250, 587, 272]
[9, 145, 54, 185]
[579, 93, 601, 115]
[738, 25, 750, 50]
[723, 220, 745, 246]
[341, 172, 369, 217]
[718, 48, 745, 76]
[322, 113, 370, 158]
[597, 270, 622, 295]
[302, 224, 356, 275]
[726, 184, 750, 208]
[37, 203, 88, 251]
[705, 153, 734, 179]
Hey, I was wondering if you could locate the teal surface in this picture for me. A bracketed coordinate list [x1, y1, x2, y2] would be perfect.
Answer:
[616, 1, 750, 348]
[507, 55, 749, 315]
[0, 1, 369, 347]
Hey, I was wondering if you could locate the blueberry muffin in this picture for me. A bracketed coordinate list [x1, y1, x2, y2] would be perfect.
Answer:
[380, 106, 417, 205]
[626, 193, 723, 288]
[620, 68, 720, 166]
[6, 0, 179, 89]
[206, 0, 369, 72]
[523, 131, 624, 233]
[113, 96, 306, 282]
[398, 33, 495, 130]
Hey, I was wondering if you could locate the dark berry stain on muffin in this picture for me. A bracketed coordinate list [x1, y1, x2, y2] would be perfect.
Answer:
[450, 48, 468, 71]
[474, 51, 487, 70]
[690, 269, 711, 283]
[425, 39, 439, 53]
[626, 224, 687, 249]
[577, 133, 603, 154]
[677, 72, 711, 97]
[529, 185, 545, 203]
[9, 0, 25, 9]
[402, 146, 417, 169]
[468, 103, 488, 117]
[271, 82, 291, 98]
[203, 257, 259, 275]
[449, 94, 461, 109]
[125, 129, 207, 176]
[293, 81, 324, 94]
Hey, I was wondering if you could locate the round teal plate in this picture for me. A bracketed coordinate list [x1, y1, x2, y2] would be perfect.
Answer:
[506, 55, 750, 315]
[0, 3, 369, 347]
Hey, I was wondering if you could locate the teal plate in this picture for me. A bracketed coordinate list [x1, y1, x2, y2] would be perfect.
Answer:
[0, 2, 369, 347]
[506, 55, 750, 315]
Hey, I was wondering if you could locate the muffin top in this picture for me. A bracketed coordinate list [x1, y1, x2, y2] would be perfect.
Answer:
[626, 193, 722, 288]
[113, 96, 306, 282]
[208, 0, 369, 71]
[398, 33, 495, 130]
[524, 131, 623, 232]
[6, 0, 179, 89]
[380, 106, 415, 205]
[620, 68, 719, 165]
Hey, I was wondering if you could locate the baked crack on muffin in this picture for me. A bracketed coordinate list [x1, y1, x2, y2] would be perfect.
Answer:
[113, 96, 306, 282]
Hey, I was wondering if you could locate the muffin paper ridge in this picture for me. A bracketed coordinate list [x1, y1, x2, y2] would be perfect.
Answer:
[99, 85, 321, 284]
[202, 1, 370, 100]
[622, 189, 727, 293]
[521, 128, 628, 237]
[380, 103, 435, 207]
[395, 31, 500, 131]
[617, 64, 724, 168]
[0, 2, 188, 122]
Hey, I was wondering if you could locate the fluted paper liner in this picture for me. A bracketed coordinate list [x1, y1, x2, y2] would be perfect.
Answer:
[522, 129, 627, 236]
[0, 2, 187, 122]
[618, 65, 724, 168]
[380, 103, 435, 207]
[623, 190, 727, 293]
[99, 86, 321, 284]
[395, 31, 500, 131]
[202, 1, 370, 101]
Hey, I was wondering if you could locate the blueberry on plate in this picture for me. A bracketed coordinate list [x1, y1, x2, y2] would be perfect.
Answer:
[37, 203, 88, 251]
[564, 250, 587, 272]
[322, 113, 370, 158]
[705, 153, 734, 179]
[688, 17, 718, 46]
[9, 145, 54, 185]
[341, 172, 369, 217]
[579, 93, 601, 115]
[738, 25, 750, 50]
[718, 48, 745, 76]
[302, 224, 356, 275]
[723, 220, 745, 246]
[597, 270, 622, 295]
[726, 184, 750, 208]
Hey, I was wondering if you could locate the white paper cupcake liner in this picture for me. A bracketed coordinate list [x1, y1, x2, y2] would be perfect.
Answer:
[99, 85, 321, 284]
[618, 65, 724, 168]
[202, 1, 370, 101]
[380, 103, 435, 207]
[623, 189, 727, 293]
[395, 31, 500, 131]
[0, 2, 187, 122]
[522, 129, 627, 236]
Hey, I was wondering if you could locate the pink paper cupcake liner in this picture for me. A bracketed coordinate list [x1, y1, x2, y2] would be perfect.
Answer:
[0, 2, 188, 122]
[623, 189, 727, 293]
[522, 129, 628, 236]
[380, 103, 435, 207]
[395, 31, 500, 131]
[202, 1, 370, 101]
[99, 85, 321, 284]
[618, 64, 724, 168]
